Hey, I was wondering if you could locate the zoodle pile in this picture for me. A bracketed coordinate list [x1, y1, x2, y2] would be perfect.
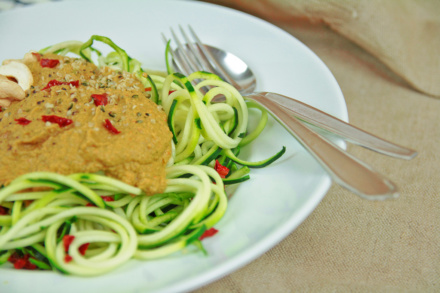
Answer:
[0, 35, 285, 276]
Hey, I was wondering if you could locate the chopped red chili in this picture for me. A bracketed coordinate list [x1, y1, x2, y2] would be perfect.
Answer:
[145, 87, 175, 95]
[0, 206, 8, 215]
[25, 259, 37, 270]
[79, 243, 90, 256]
[64, 255, 73, 263]
[14, 117, 32, 126]
[63, 235, 75, 253]
[101, 196, 114, 202]
[31, 52, 41, 61]
[41, 79, 79, 91]
[8, 252, 37, 270]
[86, 196, 113, 207]
[214, 160, 229, 178]
[91, 93, 108, 106]
[40, 58, 60, 68]
[0, 106, 3, 112]
[199, 227, 219, 240]
[42, 115, 73, 128]
[69, 80, 80, 87]
[103, 119, 120, 134]
[8, 252, 20, 263]
[15, 259, 28, 269]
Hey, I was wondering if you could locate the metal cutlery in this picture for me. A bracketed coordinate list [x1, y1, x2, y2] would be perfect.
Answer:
[162, 25, 417, 200]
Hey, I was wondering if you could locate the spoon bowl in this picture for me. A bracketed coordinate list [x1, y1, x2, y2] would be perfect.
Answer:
[173, 43, 256, 95]
[165, 25, 417, 200]
[202, 45, 256, 95]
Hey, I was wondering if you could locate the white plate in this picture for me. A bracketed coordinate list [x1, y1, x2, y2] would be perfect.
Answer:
[0, 0, 347, 292]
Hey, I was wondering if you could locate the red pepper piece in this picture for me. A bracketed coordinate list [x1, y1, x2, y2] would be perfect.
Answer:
[199, 227, 219, 240]
[8, 252, 37, 270]
[64, 255, 73, 263]
[91, 93, 108, 106]
[41, 79, 79, 91]
[42, 80, 63, 90]
[79, 243, 90, 256]
[0, 206, 8, 215]
[32, 52, 41, 61]
[13, 258, 27, 269]
[103, 119, 120, 134]
[145, 87, 175, 95]
[63, 235, 75, 253]
[101, 196, 114, 202]
[42, 115, 73, 128]
[69, 80, 80, 87]
[24, 258, 37, 270]
[0, 106, 3, 112]
[15, 117, 32, 125]
[8, 252, 20, 263]
[40, 58, 60, 68]
[86, 196, 113, 206]
[214, 160, 229, 178]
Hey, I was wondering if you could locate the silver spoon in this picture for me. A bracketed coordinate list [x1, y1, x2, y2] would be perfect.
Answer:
[165, 26, 417, 200]
[172, 33, 416, 160]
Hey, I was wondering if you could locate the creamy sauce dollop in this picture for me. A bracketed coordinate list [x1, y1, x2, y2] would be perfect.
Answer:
[0, 53, 172, 195]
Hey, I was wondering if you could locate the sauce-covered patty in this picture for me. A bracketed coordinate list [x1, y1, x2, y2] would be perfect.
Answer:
[0, 53, 172, 195]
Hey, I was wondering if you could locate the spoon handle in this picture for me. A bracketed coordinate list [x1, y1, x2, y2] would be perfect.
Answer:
[258, 92, 417, 160]
[247, 93, 399, 200]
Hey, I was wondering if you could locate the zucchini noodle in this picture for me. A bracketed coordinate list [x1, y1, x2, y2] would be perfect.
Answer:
[0, 35, 285, 276]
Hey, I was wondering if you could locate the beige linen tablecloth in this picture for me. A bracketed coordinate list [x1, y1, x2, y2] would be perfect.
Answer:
[195, 0, 440, 292]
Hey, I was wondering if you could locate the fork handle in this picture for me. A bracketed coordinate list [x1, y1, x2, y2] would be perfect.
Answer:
[259, 92, 417, 160]
[248, 93, 399, 200]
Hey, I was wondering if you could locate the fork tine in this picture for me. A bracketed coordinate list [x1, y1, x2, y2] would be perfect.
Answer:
[162, 32, 190, 76]
[187, 25, 222, 75]
[166, 25, 240, 91]
[178, 25, 205, 72]
[188, 25, 241, 89]
[182, 25, 217, 74]
[162, 33, 183, 73]
[170, 28, 196, 75]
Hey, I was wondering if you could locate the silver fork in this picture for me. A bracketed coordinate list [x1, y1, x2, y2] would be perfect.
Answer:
[162, 25, 412, 200]
[164, 26, 416, 160]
